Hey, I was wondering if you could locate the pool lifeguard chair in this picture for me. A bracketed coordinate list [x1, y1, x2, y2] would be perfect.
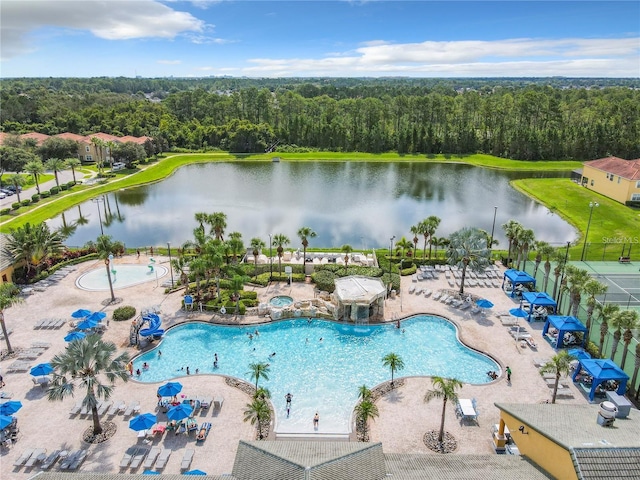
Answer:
[184, 295, 194, 311]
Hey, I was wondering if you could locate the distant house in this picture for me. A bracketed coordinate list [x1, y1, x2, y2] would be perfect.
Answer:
[581, 156, 640, 204]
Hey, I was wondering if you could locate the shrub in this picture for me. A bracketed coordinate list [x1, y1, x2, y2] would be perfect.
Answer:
[66, 181, 76, 188]
[41, 191, 51, 198]
[11, 202, 21, 210]
[113, 305, 137, 321]
[312, 270, 336, 292]
[31, 194, 40, 202]
[585, 341, 601, 359]
[400, 264, 417, 276]
[60, 184, 69, 191]
[49, 186, 60, 194]
[0, 208, 10, 215]
[21, 199, 31, 206]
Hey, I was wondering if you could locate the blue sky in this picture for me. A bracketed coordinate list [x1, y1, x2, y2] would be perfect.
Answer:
[1, 1, 639, 78]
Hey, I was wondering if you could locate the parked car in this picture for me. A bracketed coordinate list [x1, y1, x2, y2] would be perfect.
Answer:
[6, 185, 21, 193]
[0, 188, 14, 196]
[111, 162, 126, 171]
[0, 192, 6, 199]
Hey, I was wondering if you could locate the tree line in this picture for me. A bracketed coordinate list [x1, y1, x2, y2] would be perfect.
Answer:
[1, 77, 639, 160]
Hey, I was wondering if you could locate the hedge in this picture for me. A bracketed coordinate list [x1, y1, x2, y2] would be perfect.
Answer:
[21, 199, 31, 206]
[113, 305, 137, 321]
[11, 202, 21, 210]
[1, 208, 10, 216]
[49, 186, 60, 194]
[31, 194, 40, 202]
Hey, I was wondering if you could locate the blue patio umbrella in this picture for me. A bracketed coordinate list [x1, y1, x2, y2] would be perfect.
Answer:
[76, 318, 99, 330]
[64, 331, 86, 342]
[167, 403, 193, 421]
[0, 401, 22, 416]
[86, 311, 107, 323]
[142, 471, 160, 475]
[476, 299, 494, 309]
[184, 470, 207, 475]
[567, 348, 591, 360]
[30, 363, 54, 378]
[157, 381, 183, 397]
[0, 414, 13, 430]
[71, 309, 91, 319]
[129, 413, 157, 431]
[509, 308, 529, 318]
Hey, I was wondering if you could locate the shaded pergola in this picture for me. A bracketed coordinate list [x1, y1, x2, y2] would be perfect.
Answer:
[571, 358, 629, 402]
[502, 269, 536, 297]
[542, 315, 587, 349]
[333, 276, 386, 322]
[522, 291, 557, 322]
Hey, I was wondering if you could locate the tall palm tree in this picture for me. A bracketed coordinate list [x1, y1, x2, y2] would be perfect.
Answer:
[250, 237, 266, 279]
[204, 241, 225, 298]
[355, 398, 379, 442]
[65, 157, 81, 184]
[3, 222, 64, 277]
[432, 237, 450, 260]
[207, 212, 227, 241]
[194, 212, 209, 232]
[540, 350, 575, 404]
[243, 398, 270, 440]
[297, 226, 317, 274]
[358, 384, 372, 402]
[501, 220, 523, 267]
[446, 227, 491, 295]
[532, 241, 550, 278]
[423, 216, 441, 259]
[596, 303, 620, 357]
[230, 275, 244, 314]
[226, 232, 244, 264]
[381, 352, 405, 387]
[10, 175, 26, 203]
[106, 140, 117, 170]
[95, 235, 124, 303]
[551, 249, 569, 301]
[394, 237, 412, 269]
[564, 265, 590, 317]
[410, 224, 420, 258]
[517, 228, 535, 271]
[272, 234, 290, 276]
[24, 159, 45, 194]
[341, 244, 353, 274]
[90, 137, 106, 174]
[424, 377, 463, 444]
[44, 157, 66, 189]
[189, 256, 207, 298]
[247, 362, 270, 391]
[611, 310, 639, 369]
[583, 278, 608, 339]
[539, 243, 556, 291]
[0, 283, 22, 354]
[47, 334, 130, 435]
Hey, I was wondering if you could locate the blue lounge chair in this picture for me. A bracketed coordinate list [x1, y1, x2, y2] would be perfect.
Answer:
[196, 422, 211, 442]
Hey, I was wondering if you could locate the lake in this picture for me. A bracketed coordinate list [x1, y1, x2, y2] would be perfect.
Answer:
[49, 162, 577, 249]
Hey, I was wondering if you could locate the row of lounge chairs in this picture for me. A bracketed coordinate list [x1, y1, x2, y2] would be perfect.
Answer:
[120, 446, 192, 471]
[13, 448, 87, 470]
[69, 399, 140, 417]
[33, 318, 66, 329]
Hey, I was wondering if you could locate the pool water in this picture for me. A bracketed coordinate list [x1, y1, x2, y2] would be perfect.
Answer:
[134, 316, 499, 434]
[76, 264, 168, 291]
[269, 295, 294, 308]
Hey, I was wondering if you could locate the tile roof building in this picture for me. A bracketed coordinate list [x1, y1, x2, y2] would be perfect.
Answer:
[581, 156, 640, 204]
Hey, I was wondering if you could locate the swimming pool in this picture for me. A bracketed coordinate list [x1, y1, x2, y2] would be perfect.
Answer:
[76, 264, 168, 291]
[134, 315, 499, 435]
[269, 295, 294, 308]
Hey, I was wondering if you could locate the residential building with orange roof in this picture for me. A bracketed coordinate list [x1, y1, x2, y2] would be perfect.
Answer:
[581, 156, 640, 204]
[20, 132, 50, 146]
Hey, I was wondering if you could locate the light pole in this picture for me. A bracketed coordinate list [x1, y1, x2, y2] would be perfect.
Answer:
[489, 206, 498, 253]
[389, 235, 396, 278]
[105, 253, 115, 302]
[580, 201, 599, 261]
[167, 242, 174, 287]
[92, 196, 105, 236]
[269, 234, 273, 282]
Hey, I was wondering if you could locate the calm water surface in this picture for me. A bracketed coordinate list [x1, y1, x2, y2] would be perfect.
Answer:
[50, 162, 576, 248]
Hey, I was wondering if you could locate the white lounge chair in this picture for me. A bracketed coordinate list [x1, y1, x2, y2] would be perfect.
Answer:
[130, 447, 150, 469]
[25, 448, 46, 468]
[108, 400, 125, 415]
[408, 285, 416, 294]
[155, 448, 171, 469]
[181, 448, 194, 471]
[69, 449, 88, 470]
[143, 446, 161, 469]
[41, 450, 61, 470]
[120, 447, 137, 468]
[13, 448, 35, 466]
[123, 400, 140, 417]
[98, 400, 112, 416]
[69, 400, 83, 415]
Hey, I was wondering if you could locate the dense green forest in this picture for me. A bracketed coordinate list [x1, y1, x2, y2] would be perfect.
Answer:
[1, 77, 639, 160]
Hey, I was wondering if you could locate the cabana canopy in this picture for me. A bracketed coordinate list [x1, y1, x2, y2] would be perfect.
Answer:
[542, 315, 587, 349]
[502, 269, 536, 297]
[572, 358, 629, 402]
[522, 291, 557, 321]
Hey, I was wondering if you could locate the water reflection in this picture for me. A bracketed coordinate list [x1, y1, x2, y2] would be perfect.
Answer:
[48, 162, 576, 248]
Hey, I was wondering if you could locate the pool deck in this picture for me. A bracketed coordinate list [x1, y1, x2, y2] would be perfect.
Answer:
[0, 254, 587, 477]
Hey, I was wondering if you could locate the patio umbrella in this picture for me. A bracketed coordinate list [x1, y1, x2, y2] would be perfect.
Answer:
[76, 318, 99, 330]
[30, 363, 54, 378]
[0, 401, 22, 416]
[86, 311, 107, 323]
[0, 415, 13, 430]
[476, 299, 494, 309]
[509, 308, 529, 335]
[184, 470, 207, 476]
[167, 403, 192, 421]
[142, 471, 160, 475]
[71, 309, 91, 319]
[129, 413, 157, 431]
[567, 348, 591, 360]
[157, 381, 183, 397]
[64, 331, 86, 342]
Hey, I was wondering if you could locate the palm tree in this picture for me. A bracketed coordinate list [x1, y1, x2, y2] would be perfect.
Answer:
[341, 244, 353, 274]
[355, 399, 379, 442]
[532, 241, 550, 278]
[297, 226, 317, 274]
[410, 224, 420, 258]
[65, 157, 81, 184]
[106, 140, 117, 170]
[422, 216, 441, 259]
[517, 228, 535, 271]
[381, 352, 405, 387]
[272, 234, 290, 276]
[424, 377, 463, 444]
[56, 212, 78, 240]
[189, 256, 207, 298]
[539, 243, 556, 291]
[226, 232, 244, 264]
[90, 137, 106, 174]
[230, 275, 244, 314]
[254, 386, 271, 401]
[95, 235, 124, 303]
[0, 283, 22, 354]
[610, 310, 639, 369]
[243, 398, 270, 440]
[395, 237, 412, 269]
[501, 220, 523, 267]
[596, 303, 620, 357]
[10, 175, 25, 203]
[583, 278, 608, 339]
[204, 241, 225, 298]
[358, 384, 372, 402]
[247, 362, 270, 391]
[446, 227, 491, 295]
[564, 265, 590, 317]
[194, 212, 209, 232]
[47, 334, 130, 435]
[630, 344, 640, 400]
[3, 222, 64, 277]
[207, 212, 227, 241]
[540, 350, 575, 404]
[551, 249, 569, 301]
[24, 159, 45, 194]
[171, 252, 190, 289]
[44, 157, 66, 189]
[432, 237, 450, 260]
[250, 237, 266, 279]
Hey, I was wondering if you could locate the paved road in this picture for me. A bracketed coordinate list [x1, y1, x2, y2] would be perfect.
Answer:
[1, 170, 77, 208]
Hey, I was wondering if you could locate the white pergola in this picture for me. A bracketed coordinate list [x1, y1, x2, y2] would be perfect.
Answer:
[333, 276, 386, 322]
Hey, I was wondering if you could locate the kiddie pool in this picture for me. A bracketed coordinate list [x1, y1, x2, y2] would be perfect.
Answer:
[76, 264, 168, 291]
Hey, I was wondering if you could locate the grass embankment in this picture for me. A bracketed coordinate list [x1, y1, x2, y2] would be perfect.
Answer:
[512, 178, 640, 259]
[0, 152, 581, 232]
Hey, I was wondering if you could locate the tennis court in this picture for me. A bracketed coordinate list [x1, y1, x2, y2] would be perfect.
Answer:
[575, 261, 640, 310]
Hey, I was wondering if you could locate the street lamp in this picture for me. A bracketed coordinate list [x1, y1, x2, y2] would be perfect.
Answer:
[105, 253, 115, 302]
[580, 201, 599, 261]
[92, 196, 105, 236]
[489, 206, 498, 253]
[389, 235, 396, 278]
[269, 234, 273, 282]
[167, 242, 174, 287]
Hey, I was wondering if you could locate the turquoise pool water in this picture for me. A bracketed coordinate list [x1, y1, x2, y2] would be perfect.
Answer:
[269, 295, 294, 308]
[134, 315, 499, 434]
[76, 264, 168, 291]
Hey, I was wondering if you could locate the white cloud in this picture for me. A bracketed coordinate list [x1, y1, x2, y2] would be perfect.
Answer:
[157, 59, 182, 64]
[0, 0, 205, 59]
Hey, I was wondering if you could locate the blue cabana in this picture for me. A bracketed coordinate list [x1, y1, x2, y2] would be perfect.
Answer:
[502, 269, 536, 297]
[542, 315, 587, 349]
[522, 291, 557, 321]
[572, 358, 629, 402]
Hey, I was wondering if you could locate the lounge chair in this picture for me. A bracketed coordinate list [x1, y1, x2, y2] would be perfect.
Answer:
[41, 450, 61, 470]
[33, 319, 47, 329]
[31, 341, 51, 348]
[176, 421, 187, 435]
[130, 447, 150, 469]
[69, 400, 83, 415]
[123, 400, 140, 417]
[98, 400, 112, 416]
[424, 289, 432, 298]
[408, 285, 416, 294]
[155, 448, 171, 469]
[186, 418, 198, 432]
[196, 422, 211, 442]
[200, 397, 212, 409]
[59, 450, 79, 470]
[7, 361, 31, 372]
[13, 448, 35, 466]
[525, 337, 538, 349]
[143, 446, 161, 469]
[181, 448, 194, 471]
[214, 397, 224, 410]
[69, 449, 88, 470]
[25, 448, 47, 467]
[108, 400, 125, 415]
[120, 447, 137, 468]
[152, 423, 166, 436]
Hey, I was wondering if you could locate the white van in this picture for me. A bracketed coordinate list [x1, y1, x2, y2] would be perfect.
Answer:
[112, 162, 126, 171]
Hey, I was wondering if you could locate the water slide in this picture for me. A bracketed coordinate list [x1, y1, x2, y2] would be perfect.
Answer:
[139, 313, 164, 337]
